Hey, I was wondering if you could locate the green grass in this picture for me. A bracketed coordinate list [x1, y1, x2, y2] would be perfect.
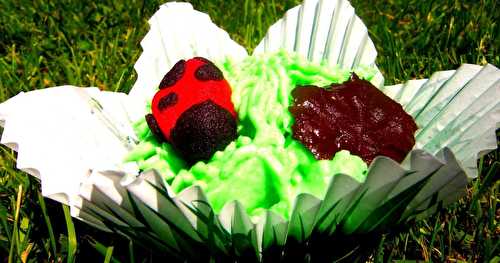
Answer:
[0, 0, 499, 262]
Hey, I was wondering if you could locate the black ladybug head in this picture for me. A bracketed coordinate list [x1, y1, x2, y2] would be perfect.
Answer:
[170, 100, 237, 164]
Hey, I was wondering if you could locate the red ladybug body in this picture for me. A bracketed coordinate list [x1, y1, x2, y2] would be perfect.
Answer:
[146, 57, 238, 164]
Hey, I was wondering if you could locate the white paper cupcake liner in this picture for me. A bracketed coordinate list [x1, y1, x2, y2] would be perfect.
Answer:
[0, 0, 499, 260]
[253, 0, 385, 88]
[381, 63, 500, 178]
[0, 87, 139, 205]
[71, 146, 467, 261]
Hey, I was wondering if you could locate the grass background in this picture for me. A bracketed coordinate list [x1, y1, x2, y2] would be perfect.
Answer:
[0, 0, 499, 262]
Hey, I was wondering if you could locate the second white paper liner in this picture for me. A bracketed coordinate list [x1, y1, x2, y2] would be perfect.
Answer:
[253, 0, 385, 88]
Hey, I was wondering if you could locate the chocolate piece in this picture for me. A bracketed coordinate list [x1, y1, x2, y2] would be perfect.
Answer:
[289, 73, 418, 164]
[170, 100, 237, 164]
[159, 59, 186, 89]
[195, 62, 224, 81]
[145, 114, 166, 142]
[157, 92, 178, 111]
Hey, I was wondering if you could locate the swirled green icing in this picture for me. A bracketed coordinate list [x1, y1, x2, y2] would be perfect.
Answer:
[125, 51, 377, 218]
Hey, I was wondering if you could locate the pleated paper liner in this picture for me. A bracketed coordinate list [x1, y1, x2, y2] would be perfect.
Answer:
[69, 60, 499, 259]
[0, 87, 139, 205]
[73, 146, 468, 261]
[253, 0, 385, 88]
[381, 63, 500, 178]
[0, 0, 499, 261]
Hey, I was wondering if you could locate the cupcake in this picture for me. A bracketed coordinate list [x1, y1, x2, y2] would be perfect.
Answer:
[127, 51, 418, 220]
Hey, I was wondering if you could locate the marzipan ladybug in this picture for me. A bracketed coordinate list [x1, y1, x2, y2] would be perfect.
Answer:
[146, 57, 238, 164]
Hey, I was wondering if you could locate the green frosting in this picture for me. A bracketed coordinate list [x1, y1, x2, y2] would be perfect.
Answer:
[126, 51, 377, 219]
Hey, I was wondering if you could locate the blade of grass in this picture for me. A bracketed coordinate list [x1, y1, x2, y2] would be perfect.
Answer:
[18, 216, 32, 258]
[8, 184, 22, 263]
[128, 239, 135, 263]
[63, 204, 77, 263]
[103, 246, 114, 263]
[20, 242, 33, 263]
[428, 213, 442, 259]
[0, 201, 11, 246]
[469, 162, 500, 213]
[37, 191, 57, 259]
[85, 236, 121, 263]
[374, 234, 386, 263]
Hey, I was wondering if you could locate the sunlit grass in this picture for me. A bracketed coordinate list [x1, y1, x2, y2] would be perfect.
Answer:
[0, 0, 498, 262]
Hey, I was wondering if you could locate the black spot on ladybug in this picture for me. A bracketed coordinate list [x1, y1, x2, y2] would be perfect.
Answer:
[195, 63, 224, 81]
[145, 114, 166, 142]
[170, 100, 237, 164]
[158, 92, 178, 111]
[159, 59, 186, 89]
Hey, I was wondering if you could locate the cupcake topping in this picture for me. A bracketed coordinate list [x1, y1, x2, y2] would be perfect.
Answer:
[289, 73, 418, 164]
[147, 57, 238, 164]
